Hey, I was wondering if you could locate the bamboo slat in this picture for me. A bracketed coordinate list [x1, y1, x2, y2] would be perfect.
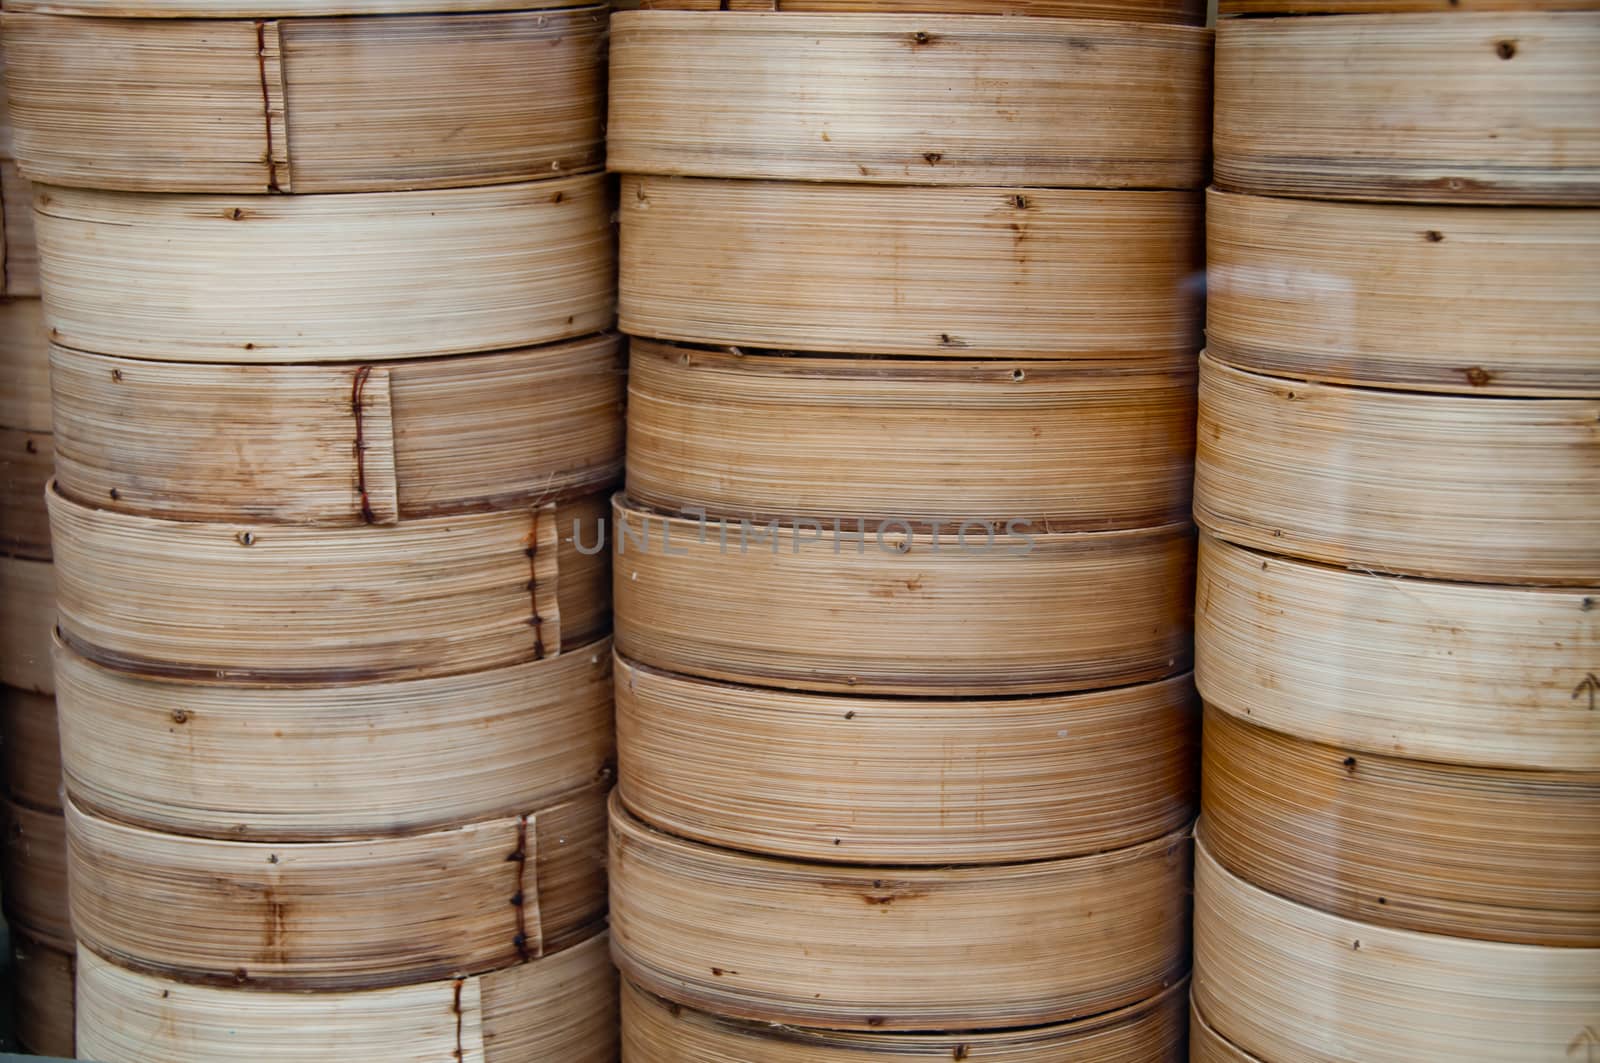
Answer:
[1192, 835, 1600, 1063]
[1195, 355, 1600, 585]
[3, 8, 606, 194]
[0, 553, 54, 694]
[626, 340, 1195, 530]
[0, 423, 51, 558]
[1195, 534, 1600, 773]
[633, 0, 1206, 22]
[620, 176, 1201, 361]
[7, 0, 593, 13]
[1205, 189, 1600, 396]
[1214, 13, 1600, 204]
[2, 797, 69, 942]
[617, 656, 1197, 864]
[0, 687, 60, 811]
[34, 177, 614, 363]
[50, 336, 624, 526]
[1223, 0, 1600, 12]
[2, 162, 38, 295]
[48, 488, 609, 683]
[1189, 1000, 1258, 1063]
[612, 498, 1194, 696]
[12, 927, 74, 1059]
[0, 298, 50, 431]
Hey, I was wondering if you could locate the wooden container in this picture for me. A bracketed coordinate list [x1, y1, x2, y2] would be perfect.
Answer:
[50, 335, 624, 526]
[0, 553, 54, 694]
[1214, 13, 1600, 204]
[0, 297, 50, 431]
[0, 422, 51, 557]
[13, 927, 74, 1058]
[626, 340, 1195, 530]
[634, 0, 1206, 22]
[620, 176, 1201, 361]
[1189, 1000, 1256, 1063]
[1, 686, 60, 810]
[1195, 355, 1600, 585]
[1223, 0, 1600, 13]
[34, 176, 614, 363]
[1193, 835, 1600, 1063]
[48, 487, 609, 682]
[75, 931, 619, 1063]
[2, 797, 68, 942]
[1, 164, 38, 296]
[1206, 188, 1600, 396]
[613, 498, 1193, 696]
[8, 0, 595, 12]
[617, 655, 1197, 864]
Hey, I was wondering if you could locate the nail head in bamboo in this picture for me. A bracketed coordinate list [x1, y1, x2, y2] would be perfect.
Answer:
[34, 176, 614, 363]
[620, 176, 1201, 361]
[12, 927, 74, 1059]
[1206, 189, 1600, 396]
[0, 553, 55, 694]
[610, 798, 1192, 1031]
[2, 797, 69, 943]
[0, 298, 50, 431]
[1193, 834, 1600, 1063]
[1214, 13, 1600, 204]
[626, 341, 1196, 531]
[617, 655, 1197, 864]
[1, 687, 60, 811]
[633, 0, 1206, 22]
[0, 423, 51, 558]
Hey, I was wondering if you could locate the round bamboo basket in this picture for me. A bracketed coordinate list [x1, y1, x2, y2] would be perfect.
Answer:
[0, 423, 51, 558]
[608, 13, 1209, 189]
[1192, 835, 1600, 1063]
[632, 0, 1205, 22]
[1, 686, 60, 810]
[617, 655, 1197, 864]
[12, 926, 74, 1059]
[620, 176, 1201, 361]
[1223, 0, 1600, 13]
[0, 298, 51, 431]
[48, 487, 609, 683]
[0, 553, 54, 694]
[1195, 534, 1600, 773]
[1206, 189, 1600, 396]
[1, 161, 38, 296]
[610, 798, 1192, 1031]
[1214, 13, 1600, 204]
[1189, 1000, 1257, 1063]
[3, 8, 606, 194]
[1195, 355, 1600, 585]
[50, 336, 625, 526]
[2, 797, 69, 942]
[34, 176, 614, 363]
[75, 930, 619, 1063]
[625, 340, 1195, 530]
[612, 498, 1194, 696]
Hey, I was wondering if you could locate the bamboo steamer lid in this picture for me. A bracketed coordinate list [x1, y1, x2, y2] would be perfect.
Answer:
[633, 0, 1206, 22]
[48, 488, 609, 682]
[0, 423, 51, 558]
[1223, 0, 1600, 12]
[2, 797, 69, 942]
[50, 336, 625, 526]
[1, 687, 61, 811]
[1189, 999, 1258, 1062]
[617, 655, 1197, 864]
[1193, 834, 1600, 1062]
[1196, 355, 1600, 585]
[620, 176, 1201, 361]
[1215, 13, 1600, 204]
[12, 926, 75, 1059]
[75, 930, 619, 1063]
[0, 298, 50, 432]
[1206, 189, 1600, 396]
[626, 340, 1195, 531]
[0, 553, 54, 694]
[34, 177, 614, 363]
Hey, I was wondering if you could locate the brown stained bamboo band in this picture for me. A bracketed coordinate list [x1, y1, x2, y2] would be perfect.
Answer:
[1223, 0, 1600, 12]
[1188, 1000, 1258, 1063]
[0, 423, 50, 558]
[12, 927, 74, 1059]
[617, 655, 1197, 864]
[1, 162, 38, 295]
[75, 931, 619, 1063]
[2, 797, 68, 943]
[626, 340, 1195, 531]
[48, 487, 609, 683]
[0, 298, 50, 431]
[609, 798, 1192, 1031]
[35, 176, 614, 363]
[1, 687, 60, 811]
[1214, 13, 1600, 204]
[634, 0, 1206, 22]
[1196, 355, 1600, 586]
[51, 336, 625, 526]
[1192, 834, 1600, 1063]
[612, 498, 1194, 696]
[0, 554, 54, 694]
[620, 175, 1201, 361]
[3, 8, 606, 194]
[1206, 189, 1600, 396]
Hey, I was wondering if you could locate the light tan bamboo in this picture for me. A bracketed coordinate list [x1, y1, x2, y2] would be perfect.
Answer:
[12, 927, 74, 1058]
[1192, 835, 1600, 1063]
[1214, 13, 1600, 204]
[34, 177, 614, 363]
[8, 0, 590, 13]
[0, 553, 54, 694]
[0, 423, 50, 558]
[633, 0, 1206, 21]
[1189, 1000, 1258, 1063]
[1195, 534, 1600, 773]
[0, 298, 50, 431]
[617, 655, 1197, 864]
[610, 798, 1191, 1032]
[626, 340, 1195, 530]
[1223, 0, 1600, 12]
[2, 797, 68, 943]
[1206, 189, 1600, 396]
[620, 175, 1201, 361]
[1, 686, 60, 811]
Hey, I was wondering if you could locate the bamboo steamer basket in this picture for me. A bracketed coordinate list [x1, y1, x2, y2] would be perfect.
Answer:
[0, 553, 54, 694]
[0, 297, 50, 431]
[2, 797, 69, 942]
[1214, 13, 1600, 204]
[612, 498, 1193, 696]
[34, 176, 614, 363]
[1, 686, 60, 810]
[626, 340, 1195, 531]
[1189, 1000, 1258, 1063]
[620, 176, 1201, 361]
[12, 926, 74, 1059]
[608, 13, 1210, 189]
[48, 487, 609, 682]
[75, 930, 619, 1063]
[617, 656, 1197, 864]
[1196, 355, 1600, 585]
[1, 162, 38, 295]
[1223, 0, 1600, 12]
[1192, 835, 1600, 1062]
[50, 336, 625, 526]
[1195, 534, 1599, 772]
[1206, 189, 1600, 396]
[0, 422, 50, 558]
[633, 0, 1205, 22]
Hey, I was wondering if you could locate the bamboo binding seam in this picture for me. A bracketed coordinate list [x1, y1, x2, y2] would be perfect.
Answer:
[0, 552, 55, 694]
[1, 686, 61, 811]
[0, 298, 50, 431]
[0, 423, 51, 558]
[2, 796, 69, 944]
[12, 927, 74, 1059]
[633, 0, 1206, 23]
[1189, 999, 1258, 1063]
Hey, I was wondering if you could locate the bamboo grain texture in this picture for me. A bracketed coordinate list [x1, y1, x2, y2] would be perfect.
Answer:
[1189, 1000, 1258, 1063]
[7, 0, 594, 14]
[1, 163, 38, 295]
[2, 796, 69, 943]
[12, 927, 74, 1059]
[0, 297, 50, 431]
[1, 686, 60, 811]
[0, 553, 55, 694]
[634, 0, 1206, 22]
[0, 422, 51, 558]
[1223, 0, 1600, 13]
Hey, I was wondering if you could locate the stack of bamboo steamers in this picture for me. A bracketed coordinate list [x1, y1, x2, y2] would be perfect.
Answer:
[1193, 2, 1600, 1060]
[2, 2, 622, 1058]
[606, 2, 1210, 1057]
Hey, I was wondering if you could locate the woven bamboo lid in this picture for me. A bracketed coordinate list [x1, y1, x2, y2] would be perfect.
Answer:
[0, 298, 50, 431]
[0, 553, 54, 694]
[12, 926, 74, 1059]
[0, 423, 50, 558]
[2, 797, 68, 944]
[1, 687, 60, 811]
[633, 0, 1205, 21]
